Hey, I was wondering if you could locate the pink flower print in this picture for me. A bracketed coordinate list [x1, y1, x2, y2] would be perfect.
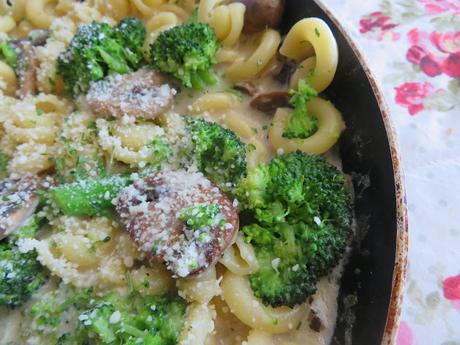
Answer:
[430, 32, 460, 54]
[394, 82, 435, 115]
[406, 29, 460, 78]
[443, 274, 460, 310]
[397, 321, 414, 345]
[417, 0, 460, 15]
[359, 12, 400, 41]
[420, 55, 443, 76]
[442, 51, 460, 77]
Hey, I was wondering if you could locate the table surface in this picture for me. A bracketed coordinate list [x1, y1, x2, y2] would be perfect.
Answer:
[320, 0, 460, 344]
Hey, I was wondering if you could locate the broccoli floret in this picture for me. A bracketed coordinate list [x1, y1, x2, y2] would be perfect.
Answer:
[0, 151, 9, 179]
[0, 218, 48, 308]
[283, 80, 318, 139]
[184, 116, 247, 192]
[28, 283, 186, 345]
[49, 175, 131, 217]
[237, 151, 352, 307]
[0, 40, 17, 69]
[149, 22, 219, 90]
[57, 17, 146, 96]
[148, 136, 171, 167]
[80, 292, 186, 345]
[179, 203, 222, 230]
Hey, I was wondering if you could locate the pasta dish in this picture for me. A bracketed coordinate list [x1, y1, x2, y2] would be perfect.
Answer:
[0, 1, 353, 345]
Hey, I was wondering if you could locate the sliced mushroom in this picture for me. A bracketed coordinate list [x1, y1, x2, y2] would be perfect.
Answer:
[274, 58, 297, 85]
[250, 91, 291, 115]
[27, 30, 49, 47]
[15, 40, 38, 98]
[114, 169, 239, 278]
[234, 81, 258, 96]
[0, 174, 42, 240]
[10, 31, 49, 98]
[234, 0, 286, 34]
[86, 68, 176, 119]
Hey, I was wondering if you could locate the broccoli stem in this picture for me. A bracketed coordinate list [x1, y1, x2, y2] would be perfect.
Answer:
[122, 324, 147, 338]
[0, 41, 17, 69]
[49, 175, 131, 217]
[92, 318, 117, 343]
[98, 48, 130, 74]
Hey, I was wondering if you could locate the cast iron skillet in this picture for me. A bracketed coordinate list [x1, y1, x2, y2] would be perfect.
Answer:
[281, 1, 409, 344]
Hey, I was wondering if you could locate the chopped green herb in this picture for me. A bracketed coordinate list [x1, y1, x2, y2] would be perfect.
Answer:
[314, 28, 320, 38]
[179, 204, 222, 230]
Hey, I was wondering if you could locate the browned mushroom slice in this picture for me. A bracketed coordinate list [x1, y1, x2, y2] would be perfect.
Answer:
[15, 41, 38, 98]
[234, 81, 258, 96]
[86, 68, 176, 119]
[234, 0, 286, 34]
[250, 91, 291, 115]
[27, 30, 50, 47]
[0, 174, 42, 240]
[115, 169, 239, 278]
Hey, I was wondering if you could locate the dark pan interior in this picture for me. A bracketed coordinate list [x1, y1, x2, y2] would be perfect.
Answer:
[282, 1, 398, 344]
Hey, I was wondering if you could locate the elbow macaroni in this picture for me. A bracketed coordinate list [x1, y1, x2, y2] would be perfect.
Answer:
[97, 118, 166, 168]
[220, 233, 259, 275]
[225, 29, 281, 81]
[268, 99, 345, 155]
[221, 271, 308, 334]
[279, 18, 338, 93]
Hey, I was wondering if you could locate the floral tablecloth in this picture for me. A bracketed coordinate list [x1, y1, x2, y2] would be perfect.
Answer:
[320, 0, 460, 344]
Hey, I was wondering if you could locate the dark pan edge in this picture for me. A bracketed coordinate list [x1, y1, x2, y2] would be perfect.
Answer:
[312, 1, 409, 343]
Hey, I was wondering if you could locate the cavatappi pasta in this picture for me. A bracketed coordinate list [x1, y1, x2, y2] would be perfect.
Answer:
[0, 1, 350, 345]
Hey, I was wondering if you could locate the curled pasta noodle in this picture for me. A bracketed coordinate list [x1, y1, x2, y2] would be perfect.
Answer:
[178, 303, 215, 345]
[268, 98, 345, 155]
[130, 0, 166, 17]
[220, 233, 259, 275]
[93, 0, 132, 21]
[197, 0, 224, 22]
[130, 265, 175, 296]
[25, 0, 59, 29]
[0, 61, 17, 96]
[4, 94, 70, 145]
[188, 92, 236, 115]
[221, 271, 308, 334]
[19, 216, 141, 292]
[177, 266, 221, 303]
[0, 0, 26, 22]
[0, 15, 15, 32]
[289, 56, 316, 90]
[13, 19, 33, 36]
[208, 2, 245, 47]
[225, 29, 281, 82]
[97, 118, 166, 167]
[246, 330, 274, 345]
[279, 18, 338, 92]
[8, 142, 55, 174]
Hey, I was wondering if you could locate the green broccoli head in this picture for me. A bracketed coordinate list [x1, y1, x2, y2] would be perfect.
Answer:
[80, 293, 186, 345]
[0, 218, 48, 309]
[149, 22, 219, 90]
[283, 80, 318, 139]
[185, 116, 247, 192]
[0, 40, 17, 70]
[237, 151, 352, 307]
[57, 18, 146, 96]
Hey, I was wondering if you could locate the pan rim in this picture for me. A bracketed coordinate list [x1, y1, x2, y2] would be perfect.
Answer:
[306, 1, 410, 343]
